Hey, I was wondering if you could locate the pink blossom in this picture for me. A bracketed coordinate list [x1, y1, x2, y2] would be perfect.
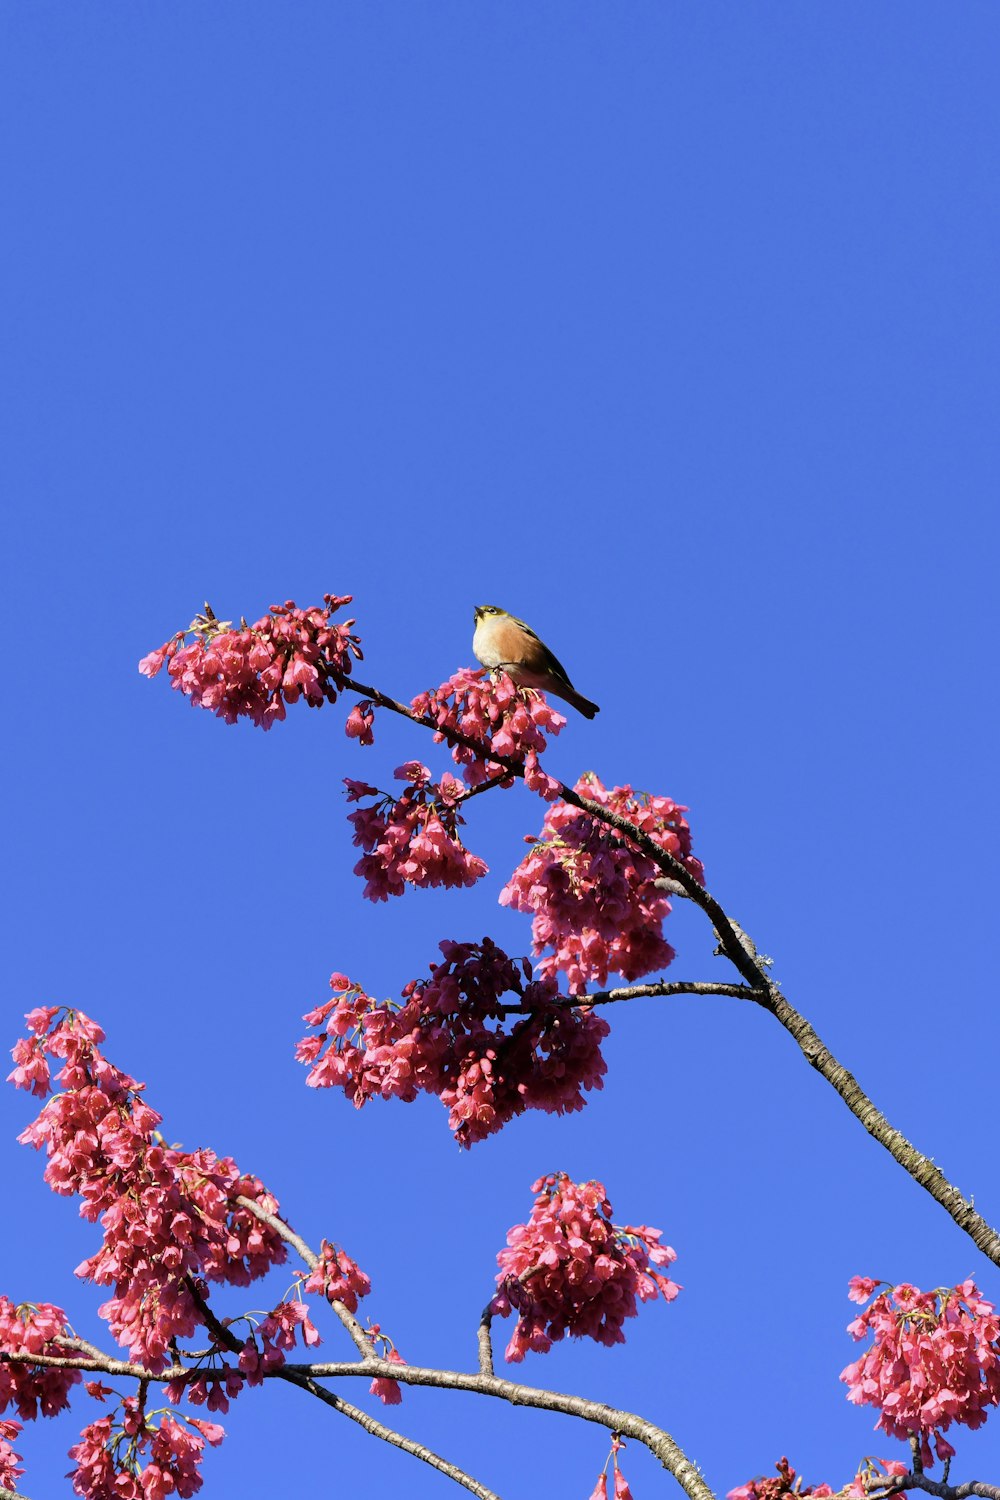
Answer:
[139, 596, 362, 730]
[411, 668, 565, 787]
[8, 1009, 292, 1372]
[587, 1476, 609, 1500]
[298, 941, 610, 1146]
[841, 1276, 1000, 1465]
[302, 1241, 372, 1313]
[500, 773, 704, 993]
[0, 1418, 24, 1491]
[367, 1325, 406, 1405]
[726, 1459, 834, 1500]
[492, 1174, 680, 1361]
[68, 1402, 219, 1500]
[0, 1297, 79, 1420]
[345, 765, 488, 901]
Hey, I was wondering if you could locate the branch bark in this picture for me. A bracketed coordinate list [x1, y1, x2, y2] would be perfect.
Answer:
[328, 663, 1000, 1271]
[3, 1347, 715, 1500]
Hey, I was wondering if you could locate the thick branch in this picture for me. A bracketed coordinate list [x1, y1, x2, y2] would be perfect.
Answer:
[331, 664, 1000, 1271]
[866, 1478, 1000, 1500]
[3, 1348, 713, 1500]
[751, 988, 1000, 1265]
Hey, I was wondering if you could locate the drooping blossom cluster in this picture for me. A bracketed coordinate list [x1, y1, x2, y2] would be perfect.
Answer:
[0, 1296, 78, 1421]
[297, 941, 609, 1147]
[67, 1397, 223, 1500]
[841, 1276, 1000, 1467]
[727, 1458, 834, 1500]
[411, 668, 566, 791]
[345, 763, 488, 901]
[303, 1239, 372, 1313]
[236, 1299, 321, 1386]
[0, 1419, 23, 1492]
[8, 1007, 291, 1371]
[365, 1323, 406, 1406]
[499, 773, 704, 993]
[491, 1173, 680, 1362]
[587, 1435, 635, 1500]
[139, 595, 362, 729]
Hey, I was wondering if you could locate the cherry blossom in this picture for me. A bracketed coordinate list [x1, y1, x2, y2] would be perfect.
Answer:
[68, 1399, 222, 1500]
[345, 764, 488, 900]
[841, 1277, 1000, 1467]
[139, 596, 362, 730]
[727, 1458, 834, 1500]
[411, 668, 566, 787]
[491, 1173, 679, 1362]
[499, 773, 704, 993]
[302, 1239, 372, 1313]
[297, 940, 609, 1146]
[366, 1324, 406, 1405]
[237, 1299, 321, 1385]
[8, 1009, 291, 1371]
[0, 1297, 79, 1421]
[0, 1419, 23, 1492]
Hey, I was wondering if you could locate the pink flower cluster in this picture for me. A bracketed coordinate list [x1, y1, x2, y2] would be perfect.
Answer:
[411, 668, 566, 789]
[297, 941, 610, 1147]
[727, 1458, 834, 1500]
[8, 1007, 289, 1371]
[303, 1239, 372, 1313]
[345, 763, 488, 901]
[499, 773, 704, 993]
[237, 1299, 321, 1386]
[68, 1398, 223, 1500]
[0, 1296, 78, 1420]
[0, 1419, 23, 1492]
[138, 595, 362, 729]
[492, 1173, 680, 1362]
[841, 1276, 1000, 1466]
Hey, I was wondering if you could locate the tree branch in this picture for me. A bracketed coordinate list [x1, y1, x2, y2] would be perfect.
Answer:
[864, 1477, 1000, 1500]
[234, 1195, 375, 1358]
[2, 1348, 714, 1500]
[502, 980, 764, 1013]
[329, 663, 1000, 1271]
[278, 1366, 503, 1500]
[477, 1302, 495, 1377]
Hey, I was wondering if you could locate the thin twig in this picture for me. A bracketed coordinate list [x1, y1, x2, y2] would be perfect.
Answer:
[235, 1195, 375, 1357]
[503, 980, 763, 1013]
[279, 1366, 502, 1500]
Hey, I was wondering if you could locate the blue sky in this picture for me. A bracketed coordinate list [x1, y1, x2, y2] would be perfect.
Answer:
[3, 5, 999, 1497]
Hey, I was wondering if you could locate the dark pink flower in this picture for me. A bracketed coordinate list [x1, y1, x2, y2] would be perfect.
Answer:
[841, 1277, 1000, 1465]
[298, 942, 610, 1146]
[139, 596, 362, 731]
[500, 773, 703, 993]
[492, 1174, 680, 1361]
[411, 668, 565, 787]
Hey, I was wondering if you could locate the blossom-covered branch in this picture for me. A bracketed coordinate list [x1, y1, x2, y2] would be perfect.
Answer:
[2, 1010, 709, 1500]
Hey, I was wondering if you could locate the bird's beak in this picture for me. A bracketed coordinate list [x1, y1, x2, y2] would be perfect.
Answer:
[473, 605, 483, 620]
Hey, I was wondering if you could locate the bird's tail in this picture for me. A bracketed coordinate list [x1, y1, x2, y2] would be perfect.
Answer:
[561, 688, 599, 720]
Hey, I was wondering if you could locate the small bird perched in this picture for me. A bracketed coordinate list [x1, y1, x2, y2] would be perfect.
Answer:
[472, 605, 600, 719]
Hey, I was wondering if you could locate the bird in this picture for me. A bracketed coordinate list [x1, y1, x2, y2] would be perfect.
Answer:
[472, 605, 600, 719]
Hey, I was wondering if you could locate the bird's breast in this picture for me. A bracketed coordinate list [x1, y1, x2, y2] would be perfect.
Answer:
[473, 616, 528, 669]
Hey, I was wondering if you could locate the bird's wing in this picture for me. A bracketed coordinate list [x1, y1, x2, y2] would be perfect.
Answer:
[508, 615, 575, 688]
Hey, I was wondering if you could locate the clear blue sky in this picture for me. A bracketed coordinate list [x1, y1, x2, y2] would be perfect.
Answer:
[3, 5, 999, 1497]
